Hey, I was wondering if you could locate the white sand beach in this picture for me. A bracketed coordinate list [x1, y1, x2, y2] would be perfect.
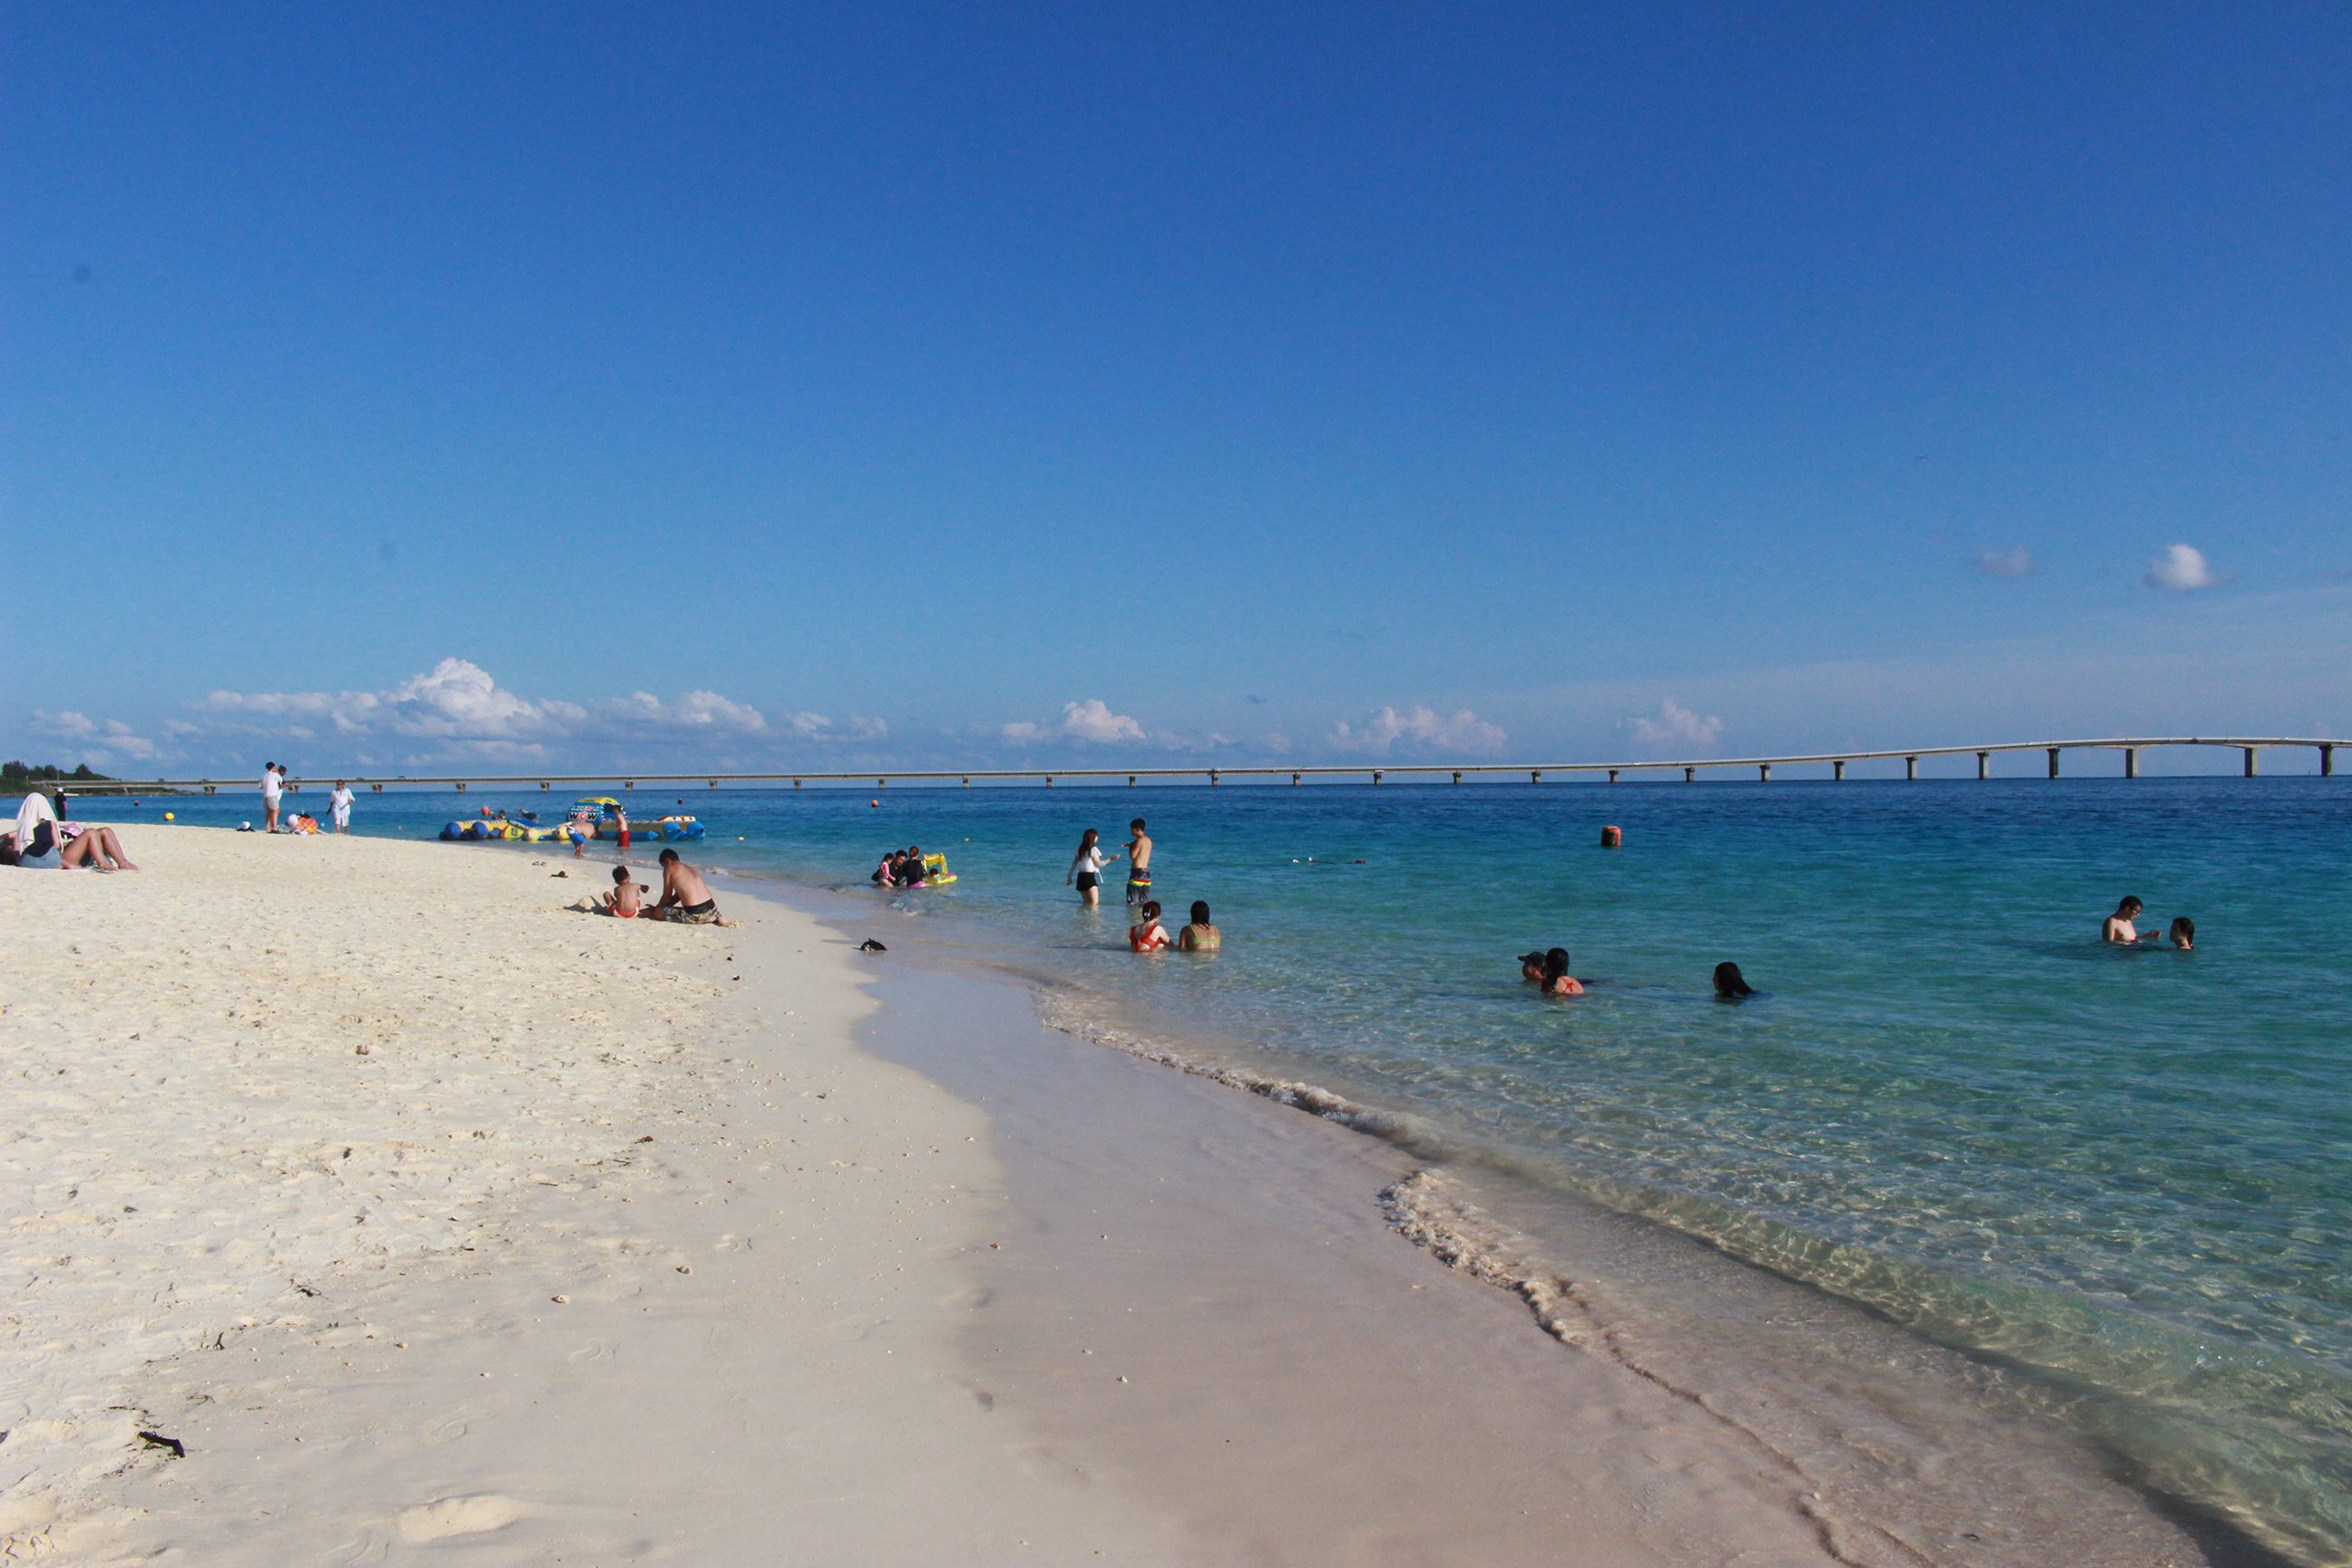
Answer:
[2, 827, 2207, 1564]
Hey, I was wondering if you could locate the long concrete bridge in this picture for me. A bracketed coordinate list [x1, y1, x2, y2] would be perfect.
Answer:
[64, 735, 2346, 796]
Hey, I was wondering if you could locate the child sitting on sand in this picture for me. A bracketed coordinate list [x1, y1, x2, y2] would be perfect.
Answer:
[571, 866, 646, 917]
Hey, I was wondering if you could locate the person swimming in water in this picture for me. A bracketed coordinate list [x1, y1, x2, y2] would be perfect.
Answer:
[2102, 897, 2145, 945]
[1177, 900, 1220, 952]
[2168, 916, 2195, 950]
[1713, 961, 1754, 998]
[1538, 947, 1583, 997]
[1518, 951, 1548, 983]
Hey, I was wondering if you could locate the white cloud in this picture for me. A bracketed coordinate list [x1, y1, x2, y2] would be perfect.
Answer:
[187, 658, 825, 758]
[1058, 699, 1145, 744]
[1975, 546, 2034, 578]
[31, 710, 161, 763]
[1628, 699, 1723, 750]
[1327, 705, 1507, 756]
[2143, 543, 2230, 591]
[1001, 699, 1149, 746]
[598, 690, 769, 734]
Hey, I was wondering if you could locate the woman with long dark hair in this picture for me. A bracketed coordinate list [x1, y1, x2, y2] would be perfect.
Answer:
[1067, 828, 1108, 906]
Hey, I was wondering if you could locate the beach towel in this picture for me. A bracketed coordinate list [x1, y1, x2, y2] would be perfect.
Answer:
[14, 793, 59, 866]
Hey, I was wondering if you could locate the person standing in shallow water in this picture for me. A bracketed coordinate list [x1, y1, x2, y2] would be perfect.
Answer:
[1067, 828, 1108, 906]
[1121, 818, 1153, 905]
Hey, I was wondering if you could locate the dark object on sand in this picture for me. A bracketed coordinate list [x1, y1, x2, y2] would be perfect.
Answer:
[138, 1431, 187, 1459]
[858, 938, 888, 953]
[553, 870, 568, 877]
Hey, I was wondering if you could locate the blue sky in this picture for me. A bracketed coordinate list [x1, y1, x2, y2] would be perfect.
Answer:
[5, 2, 2347, 775]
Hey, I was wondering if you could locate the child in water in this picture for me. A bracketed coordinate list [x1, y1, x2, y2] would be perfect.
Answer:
[1129, 900, 1171, 953]
[2169, 916, 2195, 950]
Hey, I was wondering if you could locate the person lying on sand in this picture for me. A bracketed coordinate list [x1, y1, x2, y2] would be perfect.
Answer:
[643, 848, 728, 925]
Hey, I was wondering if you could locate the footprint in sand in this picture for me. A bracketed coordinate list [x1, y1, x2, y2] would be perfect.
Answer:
[397, 1493, 529, 1544]
[421, 1413, 470, 1445]
[566, 1338, 616, 1365]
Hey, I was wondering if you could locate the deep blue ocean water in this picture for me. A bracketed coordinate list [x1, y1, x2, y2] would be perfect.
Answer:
[83, 776, 2351, 1559]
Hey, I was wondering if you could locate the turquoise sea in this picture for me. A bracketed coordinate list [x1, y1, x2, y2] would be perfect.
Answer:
[88, 777, 2350, 1561]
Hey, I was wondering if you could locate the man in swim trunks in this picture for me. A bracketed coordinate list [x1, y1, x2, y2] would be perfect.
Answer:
[646, 848, 725, 925]
[1122, 818, 1152, 905]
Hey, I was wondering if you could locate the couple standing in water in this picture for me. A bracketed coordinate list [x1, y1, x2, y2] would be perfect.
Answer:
[1067, 818, 1152, 907]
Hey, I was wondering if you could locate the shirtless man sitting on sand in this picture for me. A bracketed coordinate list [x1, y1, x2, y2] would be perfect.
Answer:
[644, 848, 727, 925]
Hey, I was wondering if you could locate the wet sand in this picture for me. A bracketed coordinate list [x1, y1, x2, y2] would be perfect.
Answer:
[2, 826, 2215, 1563]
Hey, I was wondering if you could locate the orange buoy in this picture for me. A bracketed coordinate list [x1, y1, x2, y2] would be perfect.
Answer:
[1600, 825, 1623, 848]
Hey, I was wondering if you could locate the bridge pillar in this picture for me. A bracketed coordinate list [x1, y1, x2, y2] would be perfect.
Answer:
[1905, 756, 1916, 781]
[371, 783, 383, 793]
[624, 781, 634, 791]
[877, 779, 886, 789]
[1530, 770, 1542, 784]
[540, 780, 550, 790]
[1129, 775, 1137, 787]
[2323, 745, 2335, 778]
[1452, 771, 1462, 785]
[1607, 769, 1619, 784]
[1833, 760, 1846, 781]
[2047, 749, 2060, 779]
[794, 779, 802, 789]
[1290, 773, 1300, 786]
[1372, 770, 1384, 786]
[2243, 747, 2259, 779]
[1759, 764, 1771, 782]
[2123, 748, 2137, 779]
[1683, 767, 1695, 783]
[1045, 777, 1054, 788]
[962, 778, 969, 788]
[1976, 751, 1988, 780]
[1211, 770, 1221, 787]
[204, 784, 215, 795]
[456, 781, 466, 792]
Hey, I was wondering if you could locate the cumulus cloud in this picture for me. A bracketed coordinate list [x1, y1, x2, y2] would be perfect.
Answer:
[1628, 699, 1723, 750]
[1975, 547, 2034, 578]
[32, 710, 161, 763]
[187, 658, 877, 759]
[596, 689, 769, 734]
[1000, 699, 1149, 746]
[2143, 544, 2230, 591]
[1327, 705, 1507, 756]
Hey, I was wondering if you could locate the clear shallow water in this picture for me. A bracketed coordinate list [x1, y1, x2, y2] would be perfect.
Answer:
[86, 778, 2351, 1559]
